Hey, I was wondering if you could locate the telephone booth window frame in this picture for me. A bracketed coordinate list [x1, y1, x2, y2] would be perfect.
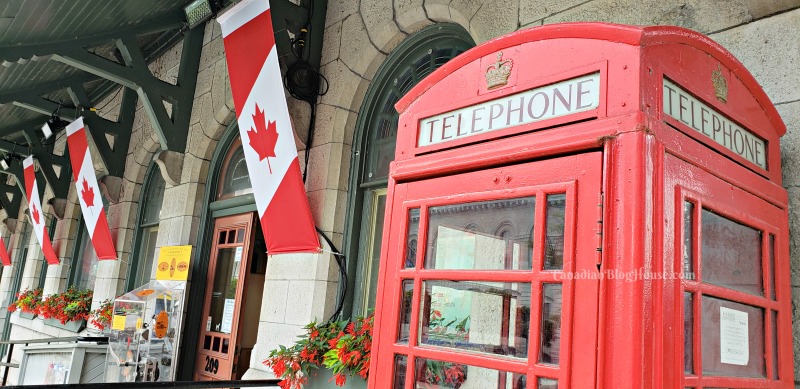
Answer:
[345, 23, 475, 317]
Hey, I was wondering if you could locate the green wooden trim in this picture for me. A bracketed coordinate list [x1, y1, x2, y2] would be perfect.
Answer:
[342, 23, 475, 318]
[126, 163, 162, 292]
[209, 194, 257, 216]
[177, 118, 241, 380]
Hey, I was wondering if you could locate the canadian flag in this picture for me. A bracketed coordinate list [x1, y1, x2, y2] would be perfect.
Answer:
[22, 156, 59, 265]
[0, 237, 10, 266]
[65, 117, 117, 260]
[218, 0, 320, 253]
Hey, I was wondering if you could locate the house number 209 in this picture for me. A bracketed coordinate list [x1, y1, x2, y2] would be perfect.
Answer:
[204, 356, 219, 374]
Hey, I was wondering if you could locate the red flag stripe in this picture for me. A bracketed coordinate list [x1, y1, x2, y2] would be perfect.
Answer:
[221, 8, 274, 117]
[91, 214, 117, 260]
[259, 159, 319, 253]
[0, 238, 10, 266]
[41, 231, 59, 265]
[66, 125, 89, 179]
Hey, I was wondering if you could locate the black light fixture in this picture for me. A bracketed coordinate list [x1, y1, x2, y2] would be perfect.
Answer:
[0, 152, 22, 170]
[41, 102, 70, 140]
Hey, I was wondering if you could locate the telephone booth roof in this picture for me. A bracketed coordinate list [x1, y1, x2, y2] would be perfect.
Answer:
[393, 22, 786, 184]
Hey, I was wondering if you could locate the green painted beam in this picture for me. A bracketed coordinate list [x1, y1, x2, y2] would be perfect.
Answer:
[12, 95, 77, 121]
[0, 73, 98, 105]
[0, 10, 185, 63]
[21, 128, 71, 200]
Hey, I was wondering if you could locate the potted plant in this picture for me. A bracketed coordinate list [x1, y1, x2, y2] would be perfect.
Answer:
[39, 287, 93, 332]
[89, 299, 113, 331]
[7, 288, 43, 319]
[264, 314, 373, 389]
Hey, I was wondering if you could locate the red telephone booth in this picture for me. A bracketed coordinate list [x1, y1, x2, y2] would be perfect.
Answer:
[369, 23, 793, 388]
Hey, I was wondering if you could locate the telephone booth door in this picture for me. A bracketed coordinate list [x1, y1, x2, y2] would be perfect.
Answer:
[372, 152, 602, 388]
[663, 154, 791, 387]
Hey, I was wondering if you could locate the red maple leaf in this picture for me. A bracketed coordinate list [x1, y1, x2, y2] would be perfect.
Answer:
[246, 104, 279, 173]
[31, 204, 39, 224]
[80, 178, 94, 207]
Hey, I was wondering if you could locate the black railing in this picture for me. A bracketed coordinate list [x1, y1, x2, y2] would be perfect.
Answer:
[1, 380, 281, 389]
[0, 336, 90, 386]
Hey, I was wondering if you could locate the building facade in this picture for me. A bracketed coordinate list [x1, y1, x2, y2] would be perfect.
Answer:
[0, 0, 799, 385]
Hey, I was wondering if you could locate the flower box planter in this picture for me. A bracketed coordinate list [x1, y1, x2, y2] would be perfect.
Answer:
[303, 368, 367, 389]
[44, 318, 86, 333]
[18, 311, 36, 320]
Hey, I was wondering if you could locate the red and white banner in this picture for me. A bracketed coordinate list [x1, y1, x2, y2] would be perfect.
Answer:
[22, 156, 59, 264]
[218, 0, 320, 254]
[65, 117, 117, 260]
[0, 237, 10, 266]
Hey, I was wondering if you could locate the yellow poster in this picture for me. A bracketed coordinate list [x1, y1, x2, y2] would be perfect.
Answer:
[156, 245, 192, 281]
[111, 314, 126, 330]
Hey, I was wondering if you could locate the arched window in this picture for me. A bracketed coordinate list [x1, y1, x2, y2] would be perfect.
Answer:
[347, 24, 475, 316]
[217, 138, 252, 200]
[128, 164, 166, 289]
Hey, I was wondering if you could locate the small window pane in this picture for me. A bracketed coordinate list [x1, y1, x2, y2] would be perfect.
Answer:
[420, 281, 530, 358]
[74, 227, 98, 290]
[218, 230, 227, 245]
[539, 377, 558, 388]
[540, 284, 562, 365]
[218, 143, 253, 198]
[701, 209, 762, 296]
[425, 197, 535, 270]
[398, 280, 413, 343]
[414, 357, 525, 388]
[236, 228, 245, 243]
[392, 355, 407, 389]
[771, 310, 778, 380]
[701, 296, 765, 377]
[544, 194, 566, 270]
[363, 192, 387, 311]
[135, 226, 159, 288]
[683, 201, 694, 279]
[405, 208, 420, 268]
[768, 235, 776, 300]
[684, 292, 693, 374]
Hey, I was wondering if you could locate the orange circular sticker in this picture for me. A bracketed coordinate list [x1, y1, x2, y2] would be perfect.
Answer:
[136, 289, 155, 297]
[158, 262, 169, 271]
[154, 311, 169, 339]
[177, 262, 189, 272]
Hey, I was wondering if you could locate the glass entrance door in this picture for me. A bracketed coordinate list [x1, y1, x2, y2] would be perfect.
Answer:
[372, 152, 603, 388]
[664, 154, 790, 387]
[194, 213, 257, 381]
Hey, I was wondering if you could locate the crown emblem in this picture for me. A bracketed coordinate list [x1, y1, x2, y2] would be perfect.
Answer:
[485, 52, 513, 89]
[711, 64, 727, 103]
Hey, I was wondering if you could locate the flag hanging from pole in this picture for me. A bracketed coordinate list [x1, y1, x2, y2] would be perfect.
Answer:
[218, 0, 320, 254]
[0, 237, 10, 266]
[65, 117, 117, 260]
[23, 156, 59, 265]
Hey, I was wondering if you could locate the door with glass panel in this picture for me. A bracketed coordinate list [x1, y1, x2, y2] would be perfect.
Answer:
[373, 152, 602, 388]
[665, 154, 790, 387]
[194, 213, 256, 380]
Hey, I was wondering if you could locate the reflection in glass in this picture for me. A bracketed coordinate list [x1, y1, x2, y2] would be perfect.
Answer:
[701, 296, 765, 378]
[425, 197, 535, 270]
[398, 280, 413, 343]
[539, 377, 558, 389]
[420, 281, 530, 358]
[392, 355, 407, 389]
[701, 209, 762, 296]
[208, 247, 241, 334]
[771, 310, 778, 380]
[405, 209, 420, 268]
[683, 201, 694, 279]
[769, 235, 776, 300]
[684, 292, 693, 374]
[544, 194, 566, 270]
[414, 358, 525, 389]
[361, 192, 387, 313]
[540, 284, 562, 365]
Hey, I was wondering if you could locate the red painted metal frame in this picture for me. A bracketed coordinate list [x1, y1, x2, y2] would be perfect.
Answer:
[372, 22, 792, 388]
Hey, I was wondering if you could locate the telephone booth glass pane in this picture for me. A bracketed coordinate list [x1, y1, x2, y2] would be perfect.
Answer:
[701, 209, 762, 296]
[405, 208, 420, 268]
[393, 355, 407, 388]
[540, 283, 562, 365]
[771, 310, 778, 379]
[683, 292, 693, 374]
[398, 280, 413, 343]
[544, 194, 566, 270]
[768, 235, 776, 300]
[539, 377, 558, 388]
[425, 197, 535, 270]
[700, 296, 765, 377]
[683, 201, 694, 278]
[414, 358, 525, 388]
[420, 281, 531, 358]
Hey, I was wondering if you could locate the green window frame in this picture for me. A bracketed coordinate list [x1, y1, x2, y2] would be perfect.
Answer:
[344, 23, 475, 317]
[127, 163, 166, 290]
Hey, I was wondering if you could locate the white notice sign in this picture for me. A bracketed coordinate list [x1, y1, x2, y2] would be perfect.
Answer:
[220, 298, 236, 334]
[418, 73, 600, 147]
[719, 306, 749, 365]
